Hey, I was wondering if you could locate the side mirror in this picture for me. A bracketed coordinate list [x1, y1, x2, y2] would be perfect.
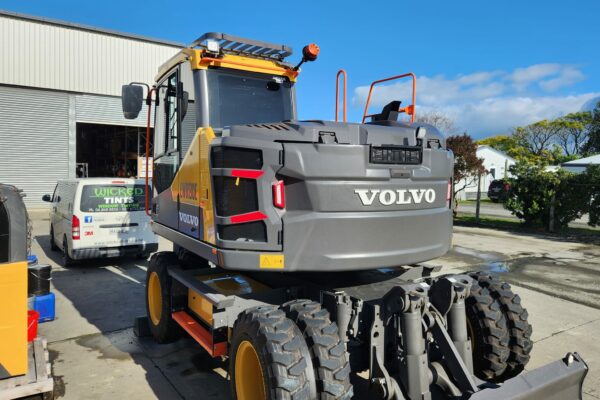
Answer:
[42, 194, 51, 202]
[122, 85, 144, 119]
[181, 91, 189, 120]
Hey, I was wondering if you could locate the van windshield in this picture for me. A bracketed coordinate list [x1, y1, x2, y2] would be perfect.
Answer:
[205, 69, 294, 128]
[80, 184, 147, 213]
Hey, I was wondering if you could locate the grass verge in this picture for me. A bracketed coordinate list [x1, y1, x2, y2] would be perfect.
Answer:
[454, 213, 600, 241]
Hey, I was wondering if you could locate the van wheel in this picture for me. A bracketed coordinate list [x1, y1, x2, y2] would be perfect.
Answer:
[146, 252, 182, 343]
[62, 237, 75, 267]
[174, 244, 209, 270]
[49, 226, 58, 251]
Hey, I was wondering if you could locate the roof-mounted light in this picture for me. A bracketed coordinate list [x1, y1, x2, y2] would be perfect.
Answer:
[206, 39, 220, 53]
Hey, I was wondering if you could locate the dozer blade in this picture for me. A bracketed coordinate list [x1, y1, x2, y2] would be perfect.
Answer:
[470, 353, 588, 400]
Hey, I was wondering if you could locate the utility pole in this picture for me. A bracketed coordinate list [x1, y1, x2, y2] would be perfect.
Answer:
[475, 171, 482, 223]
[549, 193, 556, 232]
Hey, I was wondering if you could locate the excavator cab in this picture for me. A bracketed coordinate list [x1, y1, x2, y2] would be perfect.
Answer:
[122, 32, 453, 273]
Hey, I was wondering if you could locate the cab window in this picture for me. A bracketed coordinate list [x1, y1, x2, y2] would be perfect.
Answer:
[154, 70, 180, 194]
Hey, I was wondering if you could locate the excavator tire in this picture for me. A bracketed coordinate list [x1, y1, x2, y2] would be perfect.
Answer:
[465, 281, 510, 382]
[229, 305, 316, 400]
[469, 272, 533, 380]
[282, 300, 353, 400]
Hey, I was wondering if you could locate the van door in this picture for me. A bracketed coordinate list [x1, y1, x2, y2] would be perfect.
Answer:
[49, 184, 60, 243]
[77, 183, 152, 248]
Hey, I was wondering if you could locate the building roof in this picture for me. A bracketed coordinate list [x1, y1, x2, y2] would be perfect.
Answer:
[0, 9, 184, 48]
[562, 154, 600, 167]
[476, 145, 516, 162]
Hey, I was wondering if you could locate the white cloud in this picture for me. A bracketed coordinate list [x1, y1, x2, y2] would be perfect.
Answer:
[353, 64, 593, 136]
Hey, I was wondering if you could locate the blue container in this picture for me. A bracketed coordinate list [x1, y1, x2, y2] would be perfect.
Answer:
[33, 292, 55, 323]
[27, 255, 38, 265]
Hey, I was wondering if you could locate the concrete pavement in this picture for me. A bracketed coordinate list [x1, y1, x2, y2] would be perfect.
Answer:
[27, 212, 600, 399]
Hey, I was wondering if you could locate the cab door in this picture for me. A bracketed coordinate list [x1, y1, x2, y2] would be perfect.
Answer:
[152, 69, 181, 230]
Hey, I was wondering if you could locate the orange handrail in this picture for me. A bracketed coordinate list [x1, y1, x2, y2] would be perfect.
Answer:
[335, 69, 347, 122]
[361, 72, 417, 124]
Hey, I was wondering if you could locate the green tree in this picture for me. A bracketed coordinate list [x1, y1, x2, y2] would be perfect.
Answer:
[583, 101, 600, 154]
[513, 120, 561, 156]
[447, 134, 485, 212]
[478, 134, 552, 164]
[554, 112, 593, 156]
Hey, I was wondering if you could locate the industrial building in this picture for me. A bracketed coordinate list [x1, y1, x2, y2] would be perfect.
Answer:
[0, 10, 183, 208]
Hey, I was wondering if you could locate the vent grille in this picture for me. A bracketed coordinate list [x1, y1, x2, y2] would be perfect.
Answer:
[246, 123, 290, 131]
[218, 221, 267, 242]
[213, 177, 258, 217]
[211, 147, 263, 169]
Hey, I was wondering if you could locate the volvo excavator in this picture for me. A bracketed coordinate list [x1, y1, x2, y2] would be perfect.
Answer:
[121, 32, 587, 399]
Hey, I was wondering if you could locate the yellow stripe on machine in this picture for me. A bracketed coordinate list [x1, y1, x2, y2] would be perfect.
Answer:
[259, 254, 284, 270]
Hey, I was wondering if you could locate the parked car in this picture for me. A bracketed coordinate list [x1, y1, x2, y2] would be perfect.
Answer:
[42, 178, 158, 266]
[487, 179, 510, 202]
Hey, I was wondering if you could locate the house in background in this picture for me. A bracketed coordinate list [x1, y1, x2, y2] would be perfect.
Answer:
[457, 145, 516, 200]
[562, 154, 600, 173]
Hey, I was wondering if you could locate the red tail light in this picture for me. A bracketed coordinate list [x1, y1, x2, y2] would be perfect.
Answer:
[72, 215, 80, 240]
[447, 181, 452, 207]
[504, 183, 510, 191]
[272, 181, 285, 209]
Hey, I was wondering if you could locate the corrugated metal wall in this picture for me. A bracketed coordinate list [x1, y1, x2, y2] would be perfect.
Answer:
[0, 86, 70, 208]
[75, 94, 153, 127]
[0, 14, 180, 97]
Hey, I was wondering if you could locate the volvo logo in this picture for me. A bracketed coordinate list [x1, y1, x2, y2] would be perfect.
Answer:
[179, 211, 199, 227]
[354, 189, 436, 206]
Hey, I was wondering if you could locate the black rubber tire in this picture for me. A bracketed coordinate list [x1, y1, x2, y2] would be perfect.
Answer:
[465, 282, 510, 382]
[49, 226, 58, 251]
[174, 244, 209, 270]
[146, 252, 182, 343]
[62, 236, 75, 267]
[470, 272, 533, 380]
[281, 300, 353, 400]
[229, 305, 316, 400]
[136, 252, 151, 260]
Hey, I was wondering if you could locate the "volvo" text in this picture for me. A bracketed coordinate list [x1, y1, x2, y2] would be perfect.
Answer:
[354, 189, 436, 206]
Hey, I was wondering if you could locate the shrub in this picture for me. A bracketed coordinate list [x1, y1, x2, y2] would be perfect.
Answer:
[505, 162, 591, 231]
[587, 165, 600, 227]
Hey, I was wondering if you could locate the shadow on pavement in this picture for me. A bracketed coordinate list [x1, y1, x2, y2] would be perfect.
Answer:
[35, 230, 230, 399]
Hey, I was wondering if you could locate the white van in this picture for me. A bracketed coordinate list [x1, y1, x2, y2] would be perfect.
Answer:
[43, 178, 158, 266]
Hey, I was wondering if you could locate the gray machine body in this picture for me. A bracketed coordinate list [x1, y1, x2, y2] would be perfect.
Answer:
[156, 118, 454, 272]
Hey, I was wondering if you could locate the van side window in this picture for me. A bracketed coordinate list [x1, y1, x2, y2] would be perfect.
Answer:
[153, 70, 180, 194]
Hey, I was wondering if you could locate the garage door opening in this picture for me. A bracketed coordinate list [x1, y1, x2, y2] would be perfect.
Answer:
[76, 123, 153, 178]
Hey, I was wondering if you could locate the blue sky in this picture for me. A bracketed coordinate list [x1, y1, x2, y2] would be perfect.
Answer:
[2, 0, 599, 137]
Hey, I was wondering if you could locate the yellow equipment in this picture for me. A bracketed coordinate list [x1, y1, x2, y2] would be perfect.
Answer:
[0, 184, 28, 378]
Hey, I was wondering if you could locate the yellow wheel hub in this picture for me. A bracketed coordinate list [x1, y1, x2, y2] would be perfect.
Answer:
[235, 340, 266, 400]
[147, 271, 162, 326]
